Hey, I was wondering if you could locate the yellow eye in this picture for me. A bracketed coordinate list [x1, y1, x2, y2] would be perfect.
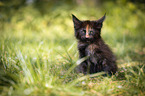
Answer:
[82, 30, 86, 33]
[90, 31, 93, 34]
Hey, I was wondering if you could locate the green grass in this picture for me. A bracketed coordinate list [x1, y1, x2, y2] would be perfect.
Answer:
[0, 1, 145, 96]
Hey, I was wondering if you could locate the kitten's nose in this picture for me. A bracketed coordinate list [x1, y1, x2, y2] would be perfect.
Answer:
[86, 24, 90, 38]
[86, 35, 90, 38]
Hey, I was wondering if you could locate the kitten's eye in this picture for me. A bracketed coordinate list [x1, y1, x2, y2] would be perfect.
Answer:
[89, 31, 93, 34]
[82, 30, 86, 34]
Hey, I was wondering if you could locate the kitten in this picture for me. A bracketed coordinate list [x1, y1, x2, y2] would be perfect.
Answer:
[72, 14, 118, 75]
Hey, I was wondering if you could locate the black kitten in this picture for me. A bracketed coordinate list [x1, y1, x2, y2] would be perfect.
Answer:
[72, 14, 118, 75]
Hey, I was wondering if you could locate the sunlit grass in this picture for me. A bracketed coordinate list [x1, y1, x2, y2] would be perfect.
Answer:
[0, 1, 145, 96]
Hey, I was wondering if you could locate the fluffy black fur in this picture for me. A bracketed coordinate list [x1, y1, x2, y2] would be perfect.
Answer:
[72, 14, 118, 75]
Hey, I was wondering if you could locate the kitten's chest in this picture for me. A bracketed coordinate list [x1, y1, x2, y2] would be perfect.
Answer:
[85, 44, 99, 55]
[85, 44, 102, 63]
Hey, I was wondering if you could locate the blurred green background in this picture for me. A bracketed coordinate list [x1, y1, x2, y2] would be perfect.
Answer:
[0, 0, 144, 60]
[0, 0, 145, 95]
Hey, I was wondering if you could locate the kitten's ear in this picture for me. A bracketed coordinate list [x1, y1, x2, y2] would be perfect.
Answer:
[96, 13, 106, 23]
[72, 14, 82, 28]
[94, 13, 106, 29]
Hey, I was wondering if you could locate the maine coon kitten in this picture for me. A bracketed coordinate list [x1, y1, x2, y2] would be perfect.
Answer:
[72, 14, 118, 75]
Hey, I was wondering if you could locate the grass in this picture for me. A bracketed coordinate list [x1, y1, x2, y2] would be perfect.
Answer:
[0, 1, 145, 96]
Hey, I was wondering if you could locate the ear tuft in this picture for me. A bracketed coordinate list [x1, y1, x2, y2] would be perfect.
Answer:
[72, 14, 81, 25]
[72, 14, 81, 29]
[96, 13, 106, 23]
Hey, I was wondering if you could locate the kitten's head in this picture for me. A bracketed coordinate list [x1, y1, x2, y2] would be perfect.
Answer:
[72, 14, 106, 42]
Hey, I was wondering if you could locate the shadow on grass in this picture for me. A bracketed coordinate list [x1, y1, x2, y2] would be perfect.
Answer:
[0, 59, 17, 93]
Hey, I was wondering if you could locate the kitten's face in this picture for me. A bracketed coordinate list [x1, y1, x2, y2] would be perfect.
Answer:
[72, 14, 106, 42]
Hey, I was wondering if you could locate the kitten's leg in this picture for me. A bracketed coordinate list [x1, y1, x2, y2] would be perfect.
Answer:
[77, 61, 88, 74]
[102, 59, 112, 75]
[88, 60, 96, 74]
[102, 59, 117, 75]
[77, 43, 88, 74]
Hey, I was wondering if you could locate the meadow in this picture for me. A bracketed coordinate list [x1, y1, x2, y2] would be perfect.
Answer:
[0, 1, 145, 95]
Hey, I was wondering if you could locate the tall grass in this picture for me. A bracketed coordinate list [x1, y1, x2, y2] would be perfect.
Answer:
[0, 1, 145, 95]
